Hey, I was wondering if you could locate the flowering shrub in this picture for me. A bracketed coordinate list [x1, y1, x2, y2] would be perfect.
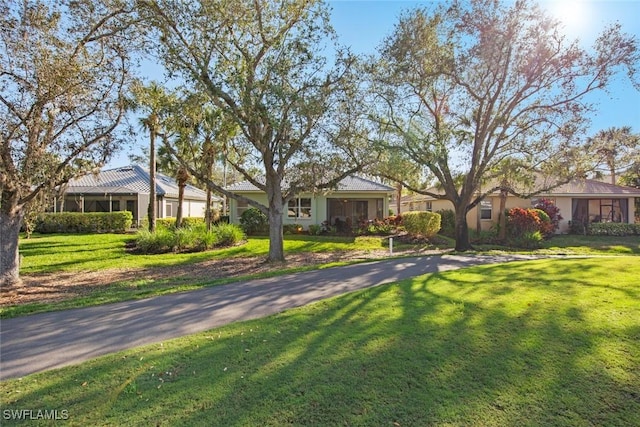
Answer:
[534, 198, 563, 236]
[506, 207, 550, 248]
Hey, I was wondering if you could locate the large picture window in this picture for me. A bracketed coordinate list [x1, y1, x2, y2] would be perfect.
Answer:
[288, 198, 311, 218]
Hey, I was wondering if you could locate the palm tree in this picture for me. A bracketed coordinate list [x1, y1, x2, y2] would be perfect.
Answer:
[132, 82, 174, 232]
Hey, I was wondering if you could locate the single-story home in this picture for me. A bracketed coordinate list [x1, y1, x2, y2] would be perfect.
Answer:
[53, 165, 221, 225]
[226, 176, 395, 230]
[395, 179, 640, 233]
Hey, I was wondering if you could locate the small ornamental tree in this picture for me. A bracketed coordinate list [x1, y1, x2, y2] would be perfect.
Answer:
[534, 199, 563, 236]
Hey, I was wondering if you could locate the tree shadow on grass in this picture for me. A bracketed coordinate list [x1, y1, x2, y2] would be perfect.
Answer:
[1, 258, 639, 426]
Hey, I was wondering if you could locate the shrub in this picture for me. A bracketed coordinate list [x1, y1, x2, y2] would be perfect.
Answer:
[533, 199, 563, 236]
[213, 223, 245, 246]
[240, 208, 268, 235]
[513, 230, 544, 249]
[36, 211, 133, 233]
[134, 223, 245, 254]
[436, 209, 455, 237]
[142, 217, 205, 230]
[506, 207, 541, 236]
[308, 224, 322, 235]
[402, 211, 441, 237]
[588, 222, 640, 236]
[283, 224, 303, 234]
[135, 227, 176, 253]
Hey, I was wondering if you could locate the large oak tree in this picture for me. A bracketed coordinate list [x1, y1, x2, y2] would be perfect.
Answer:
[370, 0, 638, 250]
[0, 0, 136, 286]
[140, 0, 370, 262]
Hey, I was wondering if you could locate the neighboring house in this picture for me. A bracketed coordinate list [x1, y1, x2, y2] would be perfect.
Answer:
[397, 179, 640, 234]
[53, 165, 222, 226]
[227, 176, 395, 230]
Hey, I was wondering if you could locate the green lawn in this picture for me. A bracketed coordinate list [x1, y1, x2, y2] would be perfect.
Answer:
[18, 233, 398, 275]
[1, 257, 638, 426]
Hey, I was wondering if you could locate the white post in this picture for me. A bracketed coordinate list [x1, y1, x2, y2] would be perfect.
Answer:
[389, 237, 393, 255]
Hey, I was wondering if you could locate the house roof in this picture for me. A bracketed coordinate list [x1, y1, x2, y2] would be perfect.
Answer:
[542, 179, 640, 196]
[399, 178, 640, 203]
[226, 175, 395, 193]
[64, 165, 219, 201]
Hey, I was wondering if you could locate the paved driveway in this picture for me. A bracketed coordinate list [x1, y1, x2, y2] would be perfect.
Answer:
[0, 254, 538, 380]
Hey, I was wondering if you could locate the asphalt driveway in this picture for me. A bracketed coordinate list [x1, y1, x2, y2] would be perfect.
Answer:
[0, 253, 538, 380]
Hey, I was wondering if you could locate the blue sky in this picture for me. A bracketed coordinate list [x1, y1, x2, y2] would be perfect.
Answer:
[108, 0, 640, 168]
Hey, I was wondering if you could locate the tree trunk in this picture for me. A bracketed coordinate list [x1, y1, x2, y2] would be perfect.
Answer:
[205, 188, 212, 231]
[396, 182, 402, 215]
[497, 189, 508, 241]
[175, 181, 185, 228]
[0, 208, 24, 287]
[454, 206, 472, 251]
[266, 179, 285, 263]
[148, 130, 157, 233]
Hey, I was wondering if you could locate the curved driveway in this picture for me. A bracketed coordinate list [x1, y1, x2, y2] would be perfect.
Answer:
[0, 253, 539, 380]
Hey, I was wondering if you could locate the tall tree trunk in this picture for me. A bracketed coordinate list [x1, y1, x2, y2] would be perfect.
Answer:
[497, 189, 508, 241]
[396, 182, 402, 215]
[176, 183, 185, 228]
[148, 130, 157, 232]
[266, 176, 285, 263]
[175, 166, 189, 228]
[0, 207, 24, 287]
[454, 206, 472, 252]
[205, 188, 212, 231]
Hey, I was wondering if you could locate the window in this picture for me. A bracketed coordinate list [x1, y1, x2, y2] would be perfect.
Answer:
[288, 198, 311, 218]
[425, 201, 433, 212]
[480, 199, 492, 220]
[165, 203, 172, 217]
[236, 200, 249, 219]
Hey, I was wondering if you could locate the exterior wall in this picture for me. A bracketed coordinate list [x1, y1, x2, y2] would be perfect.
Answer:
[229, 192, 391, 229]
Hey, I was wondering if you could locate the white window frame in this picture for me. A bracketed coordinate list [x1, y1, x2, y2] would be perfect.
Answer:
[288, 197, 312, 219]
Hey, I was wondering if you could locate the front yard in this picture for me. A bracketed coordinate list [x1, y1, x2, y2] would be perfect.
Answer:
[1, 256, 638, 426]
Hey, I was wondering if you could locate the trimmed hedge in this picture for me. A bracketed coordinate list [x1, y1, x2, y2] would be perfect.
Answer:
[586, 222, 640, 236]
[36, 212, 133, 233]
[402, 211, 441, 238]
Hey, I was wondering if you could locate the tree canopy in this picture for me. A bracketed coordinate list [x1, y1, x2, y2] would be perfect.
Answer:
[0, 0, 137, 285]
[139, 0, 371, 261]
[369, 0, 639, 250]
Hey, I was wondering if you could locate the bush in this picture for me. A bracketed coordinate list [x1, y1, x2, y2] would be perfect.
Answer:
[141, 217, 205, 230]
[402, 211, 441, 238]
[36, 212, 133, 233]
[308, 224, 322, 235]
[436, 209, 455, 237]
[513, 230, 544, 249]
[587, 222, 640, 236]
[283, 224, 303, 234]
[213, 223, 245, 246]
[135, 227, 177, 253]
[506, 208, 544, 236]
[240, 208, 268, 235]
[533, 198, 563, 235]
[134, 223, 245, 254]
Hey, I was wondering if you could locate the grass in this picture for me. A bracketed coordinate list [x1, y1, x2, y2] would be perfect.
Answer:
[1, 257, 638, 426]
[1, 233, 416, 319]
[17, 233, 396, 275]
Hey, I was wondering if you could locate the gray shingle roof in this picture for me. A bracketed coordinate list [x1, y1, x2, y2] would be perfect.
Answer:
[226, 175, 395, 193]
[64, 165, 219, 201]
